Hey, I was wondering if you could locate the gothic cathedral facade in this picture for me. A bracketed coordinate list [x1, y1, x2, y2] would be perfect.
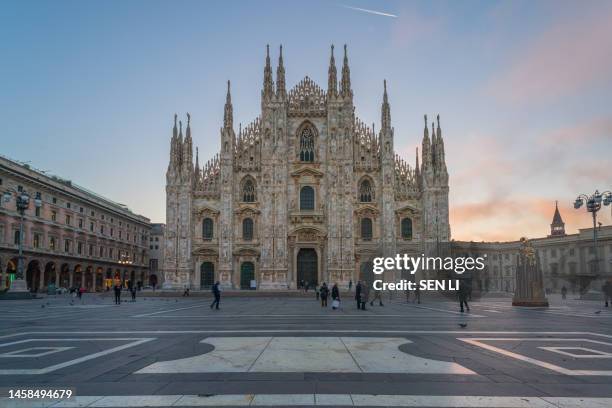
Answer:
[163, 45, 450, 290]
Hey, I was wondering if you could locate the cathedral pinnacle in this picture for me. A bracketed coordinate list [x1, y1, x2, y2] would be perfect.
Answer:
[263, 44, 274, 99]
[340, 44, 352, 98]
[185, 112, 191, 140]
[328, 44, 338, 97]
[224, 80, 233, 130]
[276, 45, 286, 98]
[381, 79, 391, 131]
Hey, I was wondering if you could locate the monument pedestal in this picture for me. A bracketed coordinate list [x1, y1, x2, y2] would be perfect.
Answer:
[1, 279, 34, 300]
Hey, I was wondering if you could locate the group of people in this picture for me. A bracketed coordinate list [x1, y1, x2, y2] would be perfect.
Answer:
[315, 282, 340, 308]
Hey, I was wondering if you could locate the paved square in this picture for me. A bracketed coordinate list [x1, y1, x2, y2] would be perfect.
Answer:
[0, 293, 611, 407]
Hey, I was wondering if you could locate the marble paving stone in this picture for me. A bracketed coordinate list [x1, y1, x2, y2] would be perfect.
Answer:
[135, 337, 271, 373]
[251, 393, 315, 406]
[315, 394, 354, 406]
[342, 337, 476, 374]
[90, 395, 182, 407]
[173, 394, 253, 406]
[251, 337, 360, 372]
[135, 337, 475, 374]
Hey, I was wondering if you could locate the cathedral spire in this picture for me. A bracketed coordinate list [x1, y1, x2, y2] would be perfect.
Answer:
[194, 146, 199, 173]
[185, 112, 192, 141]
[328, 44, 338, 97]
[224, 80, 233, 130]
[381, 80, 391, 131]
[422, 114, 431, 171]
[340, 44, 352, 98]
[169, 113, 179, 169]
[263, 44, 274, 100]
[415, 146, 422, 188]
[550, 201, 566, 236]
[276, 45, 286, 99]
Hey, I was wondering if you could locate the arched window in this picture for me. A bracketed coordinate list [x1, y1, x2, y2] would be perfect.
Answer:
[359, 179, 374, 202]
[242, 178, 256, 202]
[14, 230, 20, 245]
[202, 218, 214, 240]
[299, 126, 315, 162]
[242, 218, 253, 241]
[401, 218, 413, 240]
[361, 218, 373, 240]
[300, 186, 315, 210]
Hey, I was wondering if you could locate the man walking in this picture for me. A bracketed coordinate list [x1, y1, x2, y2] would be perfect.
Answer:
[361, 281, 370, 310]
[355, 280, 362, 309]
[210, 281, 221, 310]
[370, 288, 384, 307]
[320, 282, 329, 307]
[603, 281, 612, 308]
[113, 283, 121, 305]
[458, 279, 470, 313]
[348, 280, 353, 292]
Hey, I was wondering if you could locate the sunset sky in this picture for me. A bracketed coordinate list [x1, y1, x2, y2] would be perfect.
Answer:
[1, 0, 611, 241]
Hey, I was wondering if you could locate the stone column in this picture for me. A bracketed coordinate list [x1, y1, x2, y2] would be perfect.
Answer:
[38, 265, 45, 292]
[55, 269, 59, 287]
[69, 270, 74, 288]
[91, 270, 96, 292]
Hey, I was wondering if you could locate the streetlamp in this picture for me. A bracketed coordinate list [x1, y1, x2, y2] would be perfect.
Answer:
[3, 188, 42, 295]
[574, 190, 612, 293]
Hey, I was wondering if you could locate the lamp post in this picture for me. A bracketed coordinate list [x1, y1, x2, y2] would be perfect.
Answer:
[2, 189, 42, 295]
[574, 190, 612, 293]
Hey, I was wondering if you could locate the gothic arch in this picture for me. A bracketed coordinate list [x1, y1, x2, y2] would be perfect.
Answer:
[240, 175, 257, 202]
[358, 176, 375, 203]
[296, 121, 318, 163]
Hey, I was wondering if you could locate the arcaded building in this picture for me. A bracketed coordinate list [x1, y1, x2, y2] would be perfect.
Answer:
[163, 45, 450, 290]
[0, 156, 151, 292]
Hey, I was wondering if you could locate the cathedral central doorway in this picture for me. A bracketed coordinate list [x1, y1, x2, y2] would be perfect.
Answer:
[240, 262, 255, 290]
[200, 262, 214, 289]
[297, 248, 318, 288]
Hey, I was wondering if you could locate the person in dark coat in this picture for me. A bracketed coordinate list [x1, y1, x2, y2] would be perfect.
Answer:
[210, 281, 221, 310]
[603, 281, 612, 308]
[113, 284, 121, 305]
[458, 279, 470, 312]
[331, 283, 340, 301]
[348, 280, 353, 292]
[355, 281, 362, 309]
[131, 286, 137, 302]
[361, 281, 370, 310]
[561, 286, 567, 300]
[320, 282, 329, 307]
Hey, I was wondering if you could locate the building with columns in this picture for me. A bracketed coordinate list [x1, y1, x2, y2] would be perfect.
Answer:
[163, 45, 450, 290]
[0, 155, 151, 292]
[451, 202, 612, 295]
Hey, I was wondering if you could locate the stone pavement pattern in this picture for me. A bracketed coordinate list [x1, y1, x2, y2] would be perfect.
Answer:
[0, 292, 611, 407]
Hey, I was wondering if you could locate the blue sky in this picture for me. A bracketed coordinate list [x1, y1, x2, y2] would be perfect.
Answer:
[1, 0, 611, 240]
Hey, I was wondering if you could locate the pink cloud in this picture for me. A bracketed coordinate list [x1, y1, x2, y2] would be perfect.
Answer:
[488, 5, 612, 103]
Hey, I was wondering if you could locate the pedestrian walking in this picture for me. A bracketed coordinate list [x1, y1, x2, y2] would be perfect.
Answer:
[210, 281, 221, 310]
[458, 279, 470, 313]
[603, 281, 612, 308]
[414, 282, 421, 304]
[361, 281, 370, 310]
[370, 288, 384, 307]
[316, 285, 320, 301]
[113, 284, 121, 305]
[183, 287, 190, 296]
[348, 280, 353, 292]
[77, 286, 83, 299]
[561, 286, 567, 300]
[320, 282, 329, 307]
[355, 280, 362, 309]
[131, 286, 137, 302]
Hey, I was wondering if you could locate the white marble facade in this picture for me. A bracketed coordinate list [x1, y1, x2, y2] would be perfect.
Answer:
[162, 45, 450, 290]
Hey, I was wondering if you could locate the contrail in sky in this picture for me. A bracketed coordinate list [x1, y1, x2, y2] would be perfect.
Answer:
[342, 5, 398, 18]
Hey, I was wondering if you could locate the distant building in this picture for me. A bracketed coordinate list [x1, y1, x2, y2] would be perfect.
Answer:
[148, 223, 165, 288]
[0, 156, 151, 292]
[452, 204, 612, 295]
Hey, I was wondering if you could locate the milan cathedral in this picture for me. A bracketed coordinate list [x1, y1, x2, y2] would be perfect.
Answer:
[163, 45, 450, 290]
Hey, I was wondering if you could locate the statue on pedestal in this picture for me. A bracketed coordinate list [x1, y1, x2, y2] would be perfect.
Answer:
[512, 238, 549, 307]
